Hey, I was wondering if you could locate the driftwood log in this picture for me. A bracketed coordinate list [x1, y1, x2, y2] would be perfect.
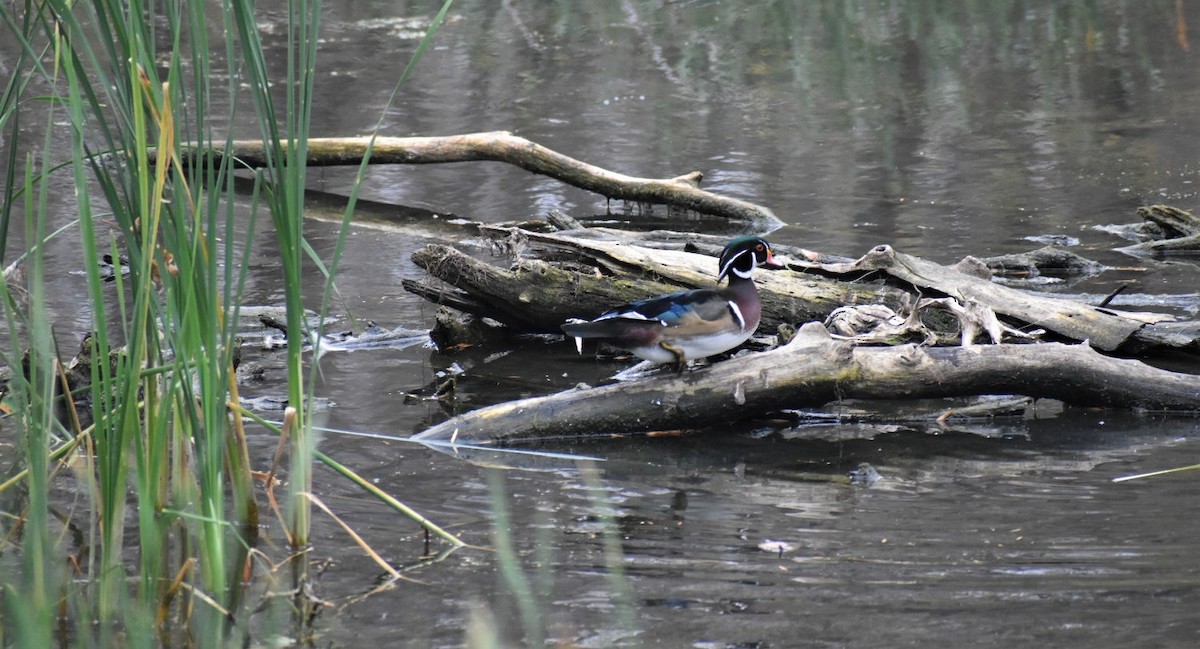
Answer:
[404, 229, 1200, 443]
[177, 132, 782, 229]
[1117, 205, 1200, 253]
[414, 323, 1200, 444]
[404, 229, 1200, 354]
[1136, 204, 1200, 238]
[403, 232, 908, 334]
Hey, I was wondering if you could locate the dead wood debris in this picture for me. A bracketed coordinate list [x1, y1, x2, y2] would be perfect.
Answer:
[1116, 204, 1200, 253]
[825, 298, 1043, 346]
[979, 245, 1104, 280]
[405, 230, 1200, 355]
[399, 226, 1200, 443]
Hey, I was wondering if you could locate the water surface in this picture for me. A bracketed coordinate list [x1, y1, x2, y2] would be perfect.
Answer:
[7, 1, 1200, 647]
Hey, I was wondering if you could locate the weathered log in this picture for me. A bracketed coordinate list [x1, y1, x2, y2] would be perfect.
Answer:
[502, 225, 846, 264]
[805, 245, 1170, 352]
[405, 245, 689, 332]
[407, 231, 1200, 354]
[1106, 205, 1200, 253]
[182, 132, 783, 228]
[413, 323, 1200, 444]
[979, 245, 1103, 278]
[1137, 204, 1200, 238]
[1119, 232, 1200, 253]
[404, 235, 903, 334]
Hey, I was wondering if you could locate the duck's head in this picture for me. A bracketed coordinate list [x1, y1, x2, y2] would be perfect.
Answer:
[717, 236, 784, 282]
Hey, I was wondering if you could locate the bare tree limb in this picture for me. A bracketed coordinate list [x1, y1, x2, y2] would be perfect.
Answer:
[413, 324, 1200, 444]
[191, 131, 783, 228]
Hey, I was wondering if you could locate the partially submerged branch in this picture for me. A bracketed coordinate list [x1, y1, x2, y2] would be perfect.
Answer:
[414, 324, 1200, 444]
[1117, 204, 1200, 253]
[187, 131, 783, 228]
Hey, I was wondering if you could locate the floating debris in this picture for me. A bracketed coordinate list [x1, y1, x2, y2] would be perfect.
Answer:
[1023, 234, 1080, 247]
[239, 394, 333, 412]
[757, 540, 796, 555]
[849, 463, 882, 487]
[981, 245, 1104, 279]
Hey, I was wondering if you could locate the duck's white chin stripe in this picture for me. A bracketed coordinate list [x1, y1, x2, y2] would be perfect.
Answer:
[720, 249, 751, 279]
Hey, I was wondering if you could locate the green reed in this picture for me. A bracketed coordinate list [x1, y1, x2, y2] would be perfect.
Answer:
[52, 0, 256, 637]
[227, 0, 317, 557]
[0, 0, 455, 645]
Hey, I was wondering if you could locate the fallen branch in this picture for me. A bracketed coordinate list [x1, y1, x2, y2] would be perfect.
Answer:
[184, 132, 783, 228]
[413, 323, 1200, 444]
[403, 233, 903, 334]
[1120, 232, 1200, 253]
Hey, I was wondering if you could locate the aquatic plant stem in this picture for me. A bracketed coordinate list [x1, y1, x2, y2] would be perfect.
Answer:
[1113, 464, 1200, 482]
[230, 404, 467, 547]
[227, 0, 317, 553]
[486, 470, 544, 647]
[313, 449, 466, 548]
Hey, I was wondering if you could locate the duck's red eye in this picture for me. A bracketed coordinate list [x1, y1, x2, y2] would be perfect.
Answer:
[756, 244, 764, 252]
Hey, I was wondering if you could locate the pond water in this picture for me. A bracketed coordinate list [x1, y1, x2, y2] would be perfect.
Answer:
[8, 1, 1200, 647]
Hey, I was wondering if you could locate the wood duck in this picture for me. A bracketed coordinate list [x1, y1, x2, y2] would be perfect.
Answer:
[561, 236, 783, 367]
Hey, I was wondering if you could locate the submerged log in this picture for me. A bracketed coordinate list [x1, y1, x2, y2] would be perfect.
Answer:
[1120, 233, 1200, 254]
[1137, 204, 1200, 238]
[178, 132, 782, 228]
[979, 245, 1103, 278]
[1116, 205, 1200, 253]
[413, 323, 1200, 444]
